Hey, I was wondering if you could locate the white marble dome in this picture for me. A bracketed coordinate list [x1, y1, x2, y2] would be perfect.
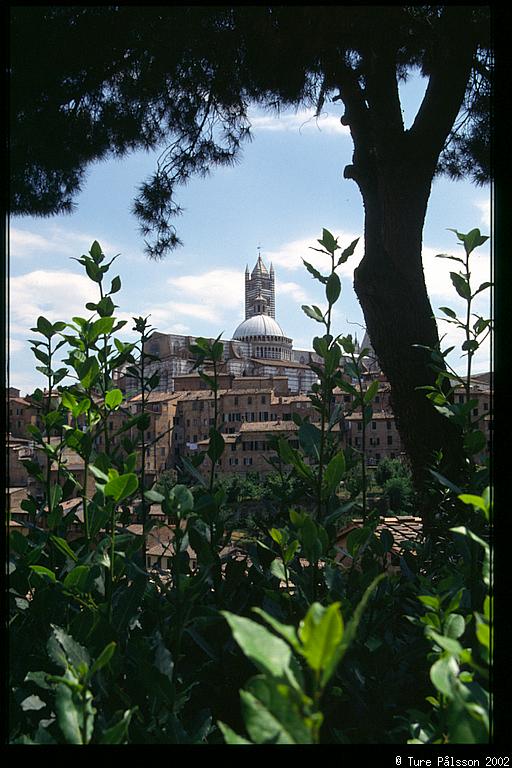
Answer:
[233, 314, 287, 340]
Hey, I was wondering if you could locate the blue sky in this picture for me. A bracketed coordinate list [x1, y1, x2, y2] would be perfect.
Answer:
[9, 74, 491, 396]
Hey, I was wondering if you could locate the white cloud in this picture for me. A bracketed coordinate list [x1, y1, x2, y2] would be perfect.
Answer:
[474, 198, 491, 230]
[249, 108, 349, 136]
[266, 231, 363, 277]
[8, 338, 25, 354]
[9, 270, 99, 331]
[167, 269, 244, 302]
[422, 244, 491, 301]
[130, 268, 245, 330]
[277, 281, 309, 303]
[10, 225, 128, 263]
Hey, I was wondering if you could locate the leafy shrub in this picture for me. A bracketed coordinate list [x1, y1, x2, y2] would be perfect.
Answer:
[8, 228, 492, 744]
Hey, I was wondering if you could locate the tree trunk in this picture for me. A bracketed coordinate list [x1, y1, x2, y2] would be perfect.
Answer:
[352, 165, 465, 502]
[334, 8, 479, 517]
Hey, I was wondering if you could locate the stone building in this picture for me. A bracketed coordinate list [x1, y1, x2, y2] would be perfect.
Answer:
[117, 254, 318, 396]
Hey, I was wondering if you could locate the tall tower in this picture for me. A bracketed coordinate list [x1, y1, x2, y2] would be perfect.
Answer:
[245, 252, 275, 319]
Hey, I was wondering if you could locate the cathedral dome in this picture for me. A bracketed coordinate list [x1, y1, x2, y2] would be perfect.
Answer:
[233, 314, 286, 340]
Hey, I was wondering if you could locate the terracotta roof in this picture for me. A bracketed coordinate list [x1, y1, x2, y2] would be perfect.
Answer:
[129, 391, 182, 403]
[250, 358, 310, 369]
[335, 515, 423, 568]
[239, 420, 298, 433]
[221, 388, 273, 397]
[345, 412, 395, 421]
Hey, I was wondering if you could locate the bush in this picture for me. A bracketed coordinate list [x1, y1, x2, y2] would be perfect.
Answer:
[381, 475, 414, 514]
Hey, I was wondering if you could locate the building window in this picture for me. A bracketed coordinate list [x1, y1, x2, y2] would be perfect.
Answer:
[372, 421, 377, 430]
[357, 422, 362, 431]
[261, 395, 266, 404]
[386, 420, 391, 430]
[244, 457, 252, 466]
[387, 434, 393, 445]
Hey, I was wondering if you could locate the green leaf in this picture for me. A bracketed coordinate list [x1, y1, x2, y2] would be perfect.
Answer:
[461, 339, 479, 353]
[104, 472, 138, 503]
[458, 492, 488, 516]
[284, 539, 300, 565]
[110, 275, 122, 294]
[319, 228, 338, 254]
[418, 595, 441, 610]
[331, 574, 386, 669]
[463, 430, 486, 456]
[96, 296, 115, 317]
[298, 421, 322, 461]
[77, 356, 100, 389]
[207, 428, 225, 463]
[444, 613, 466, 640]
[49, 483, 63, 513]
[168, 484, 194, 517]
[222, 612, 298, 688]
[89, 240, 103, 262]
[453, 228, 489, 256]
[252, 609, 300, 652]
[270, 558, 287, 583]
[99, 709, 135, 745]
[55, 683, 84, 744]
[450, 272, 471, 300]
[346, 526, 371, 557]
[427, 629, 463, 656]
[241, 678, 312, 744]
[29, 565, 57, 582]
[430, 655, 459, 698]
[303, 259, 328, 284]
[269, 527, 284, 546]
[63, 565, 91, 593]
[90, 316, 115, 340]
[379, 528, 394, 554]
[48, 624, 91, 671]
[91, 642, 117, 676]
[35, 315, 55, 339]
[326, 272, 341, 305]
[337, 238, 359, 265]
[85, 258, 103, 283]
[105, 388, 123, 409]
[32, 346, 49, 365]
[429, 469, 463, 494]
[218, 721, 252, 745]
[323, 451, 345, 496]
[50, 534, 78, 562]
[180, 456, 207, 487]
[363, 379, 379, 404]
[111, 574, 147, 633]
[302, 305, 325, 324]
[298, 602, 344, 684]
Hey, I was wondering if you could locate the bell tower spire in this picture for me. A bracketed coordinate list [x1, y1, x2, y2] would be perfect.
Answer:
[245, 246, 275, 319]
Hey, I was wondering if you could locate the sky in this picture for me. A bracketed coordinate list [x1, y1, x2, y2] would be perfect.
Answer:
[8, 73, 492, 397]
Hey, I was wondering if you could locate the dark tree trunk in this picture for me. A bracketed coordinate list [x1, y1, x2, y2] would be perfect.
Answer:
[352, 164, 464, 497]
[333, 7, 479, 513]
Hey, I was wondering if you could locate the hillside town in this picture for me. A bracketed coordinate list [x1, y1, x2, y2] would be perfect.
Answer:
[7, 255, 492, 543]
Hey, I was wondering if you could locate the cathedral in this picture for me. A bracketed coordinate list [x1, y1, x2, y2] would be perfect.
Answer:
[123, 254, 320, 395]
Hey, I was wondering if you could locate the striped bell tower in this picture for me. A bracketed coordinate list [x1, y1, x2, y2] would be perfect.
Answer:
[245, 248, 275, 320]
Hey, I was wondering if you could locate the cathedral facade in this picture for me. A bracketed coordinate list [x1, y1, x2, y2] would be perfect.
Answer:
[124, 254, 319, 395]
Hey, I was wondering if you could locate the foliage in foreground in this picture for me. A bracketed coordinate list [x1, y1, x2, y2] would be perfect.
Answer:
[8, 229, 492, 744]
